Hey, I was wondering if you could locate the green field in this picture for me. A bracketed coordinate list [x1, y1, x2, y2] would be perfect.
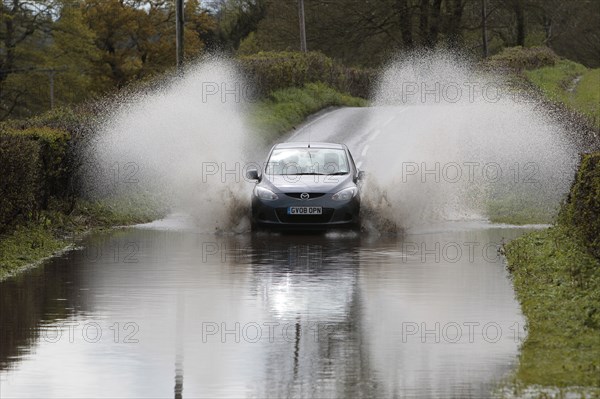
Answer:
[526, 60, 600, 129]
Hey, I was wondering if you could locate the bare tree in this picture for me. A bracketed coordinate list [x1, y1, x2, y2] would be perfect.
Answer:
[396, 0, 414, 48]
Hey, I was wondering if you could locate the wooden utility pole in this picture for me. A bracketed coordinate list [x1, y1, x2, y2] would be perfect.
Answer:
[481, 0, 488, 58]
[298, 0, 307, 52]
[176, 0, 184, 72]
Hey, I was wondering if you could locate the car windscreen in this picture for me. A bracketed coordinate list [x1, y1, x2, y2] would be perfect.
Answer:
[266, 148, 350, 175]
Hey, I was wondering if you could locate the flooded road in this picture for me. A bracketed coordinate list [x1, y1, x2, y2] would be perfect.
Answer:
[0, 50, 581, 397]
[0, 217, 533, 398]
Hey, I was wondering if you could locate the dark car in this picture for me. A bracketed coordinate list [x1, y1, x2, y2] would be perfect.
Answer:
[246, 142, 364, 231]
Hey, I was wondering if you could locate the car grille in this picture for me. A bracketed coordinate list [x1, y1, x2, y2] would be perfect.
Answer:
[284, 193, 326, 199]
[276, 208, 334, 223]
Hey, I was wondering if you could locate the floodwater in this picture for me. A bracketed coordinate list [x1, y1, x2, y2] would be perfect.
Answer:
[0, 216, 533, 398]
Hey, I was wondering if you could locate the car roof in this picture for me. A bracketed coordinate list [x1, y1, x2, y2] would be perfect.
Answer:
[273, 142, 345, 150]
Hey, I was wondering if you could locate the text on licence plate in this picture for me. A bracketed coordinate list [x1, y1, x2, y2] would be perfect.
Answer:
[288, 206, 322, 215]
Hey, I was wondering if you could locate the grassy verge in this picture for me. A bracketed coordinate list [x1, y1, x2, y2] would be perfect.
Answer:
[525, 60, 600, 129]
[503, 152, 600, 393]
[0, 196, 167, 280]
[251, 82, 368, 142]
[504, 225, 600, 389]
[505, 152, 600, 397]
[0, 223, 68, 278]
[486, 199, 556, 225]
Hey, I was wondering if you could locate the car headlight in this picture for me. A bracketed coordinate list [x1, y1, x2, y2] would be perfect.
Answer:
[254, 186, 279, 201]
[332, 187, 358, 201]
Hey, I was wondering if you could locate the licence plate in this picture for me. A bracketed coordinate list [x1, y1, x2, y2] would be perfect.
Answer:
[288, 206, 322, 215]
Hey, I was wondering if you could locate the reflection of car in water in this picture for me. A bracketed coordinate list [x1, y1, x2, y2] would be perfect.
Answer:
[248, 234, 361, 320]
[242, 234, 374, 397]
[246, 142, 364, 231]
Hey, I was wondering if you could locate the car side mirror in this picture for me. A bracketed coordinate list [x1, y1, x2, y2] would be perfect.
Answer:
[246, 168, 260, 181]
[357, 170, 366, 181]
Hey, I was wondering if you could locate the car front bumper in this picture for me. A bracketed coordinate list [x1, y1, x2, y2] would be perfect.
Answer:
[251, 194, 360, 230]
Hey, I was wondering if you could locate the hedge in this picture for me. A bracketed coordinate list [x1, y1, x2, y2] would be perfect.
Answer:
[484, 46, 560, 71]
[0, 135, 41, 232]
[561, 152, 600, 259]
[0, 126, 73, 232]
[238, 51, 376, 99]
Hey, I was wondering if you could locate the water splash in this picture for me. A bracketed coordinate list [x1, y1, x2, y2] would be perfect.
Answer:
[87, 51, 580, 235]
[88, 56, 254, 233]
[363, 50, 579, 229]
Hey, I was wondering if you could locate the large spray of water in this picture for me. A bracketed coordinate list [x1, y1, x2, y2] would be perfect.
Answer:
[89, 57, 254, 232]
[361, 51, 579, 229]
[88, 51, 579, 234]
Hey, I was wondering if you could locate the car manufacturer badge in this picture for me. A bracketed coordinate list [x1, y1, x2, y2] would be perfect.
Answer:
[300, 193, 310, 200]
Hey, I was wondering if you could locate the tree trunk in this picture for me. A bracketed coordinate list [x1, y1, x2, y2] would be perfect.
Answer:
[447, 0, 464, 48]
[428, 0, 442, 47]
[542, 14, 552, 44]
[396, 0, 414, 48]
[0, 0, 18, 84]
[482, 0, 488, 57]
[420, 0, 430, 47]
[515, 0, 525, 46]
